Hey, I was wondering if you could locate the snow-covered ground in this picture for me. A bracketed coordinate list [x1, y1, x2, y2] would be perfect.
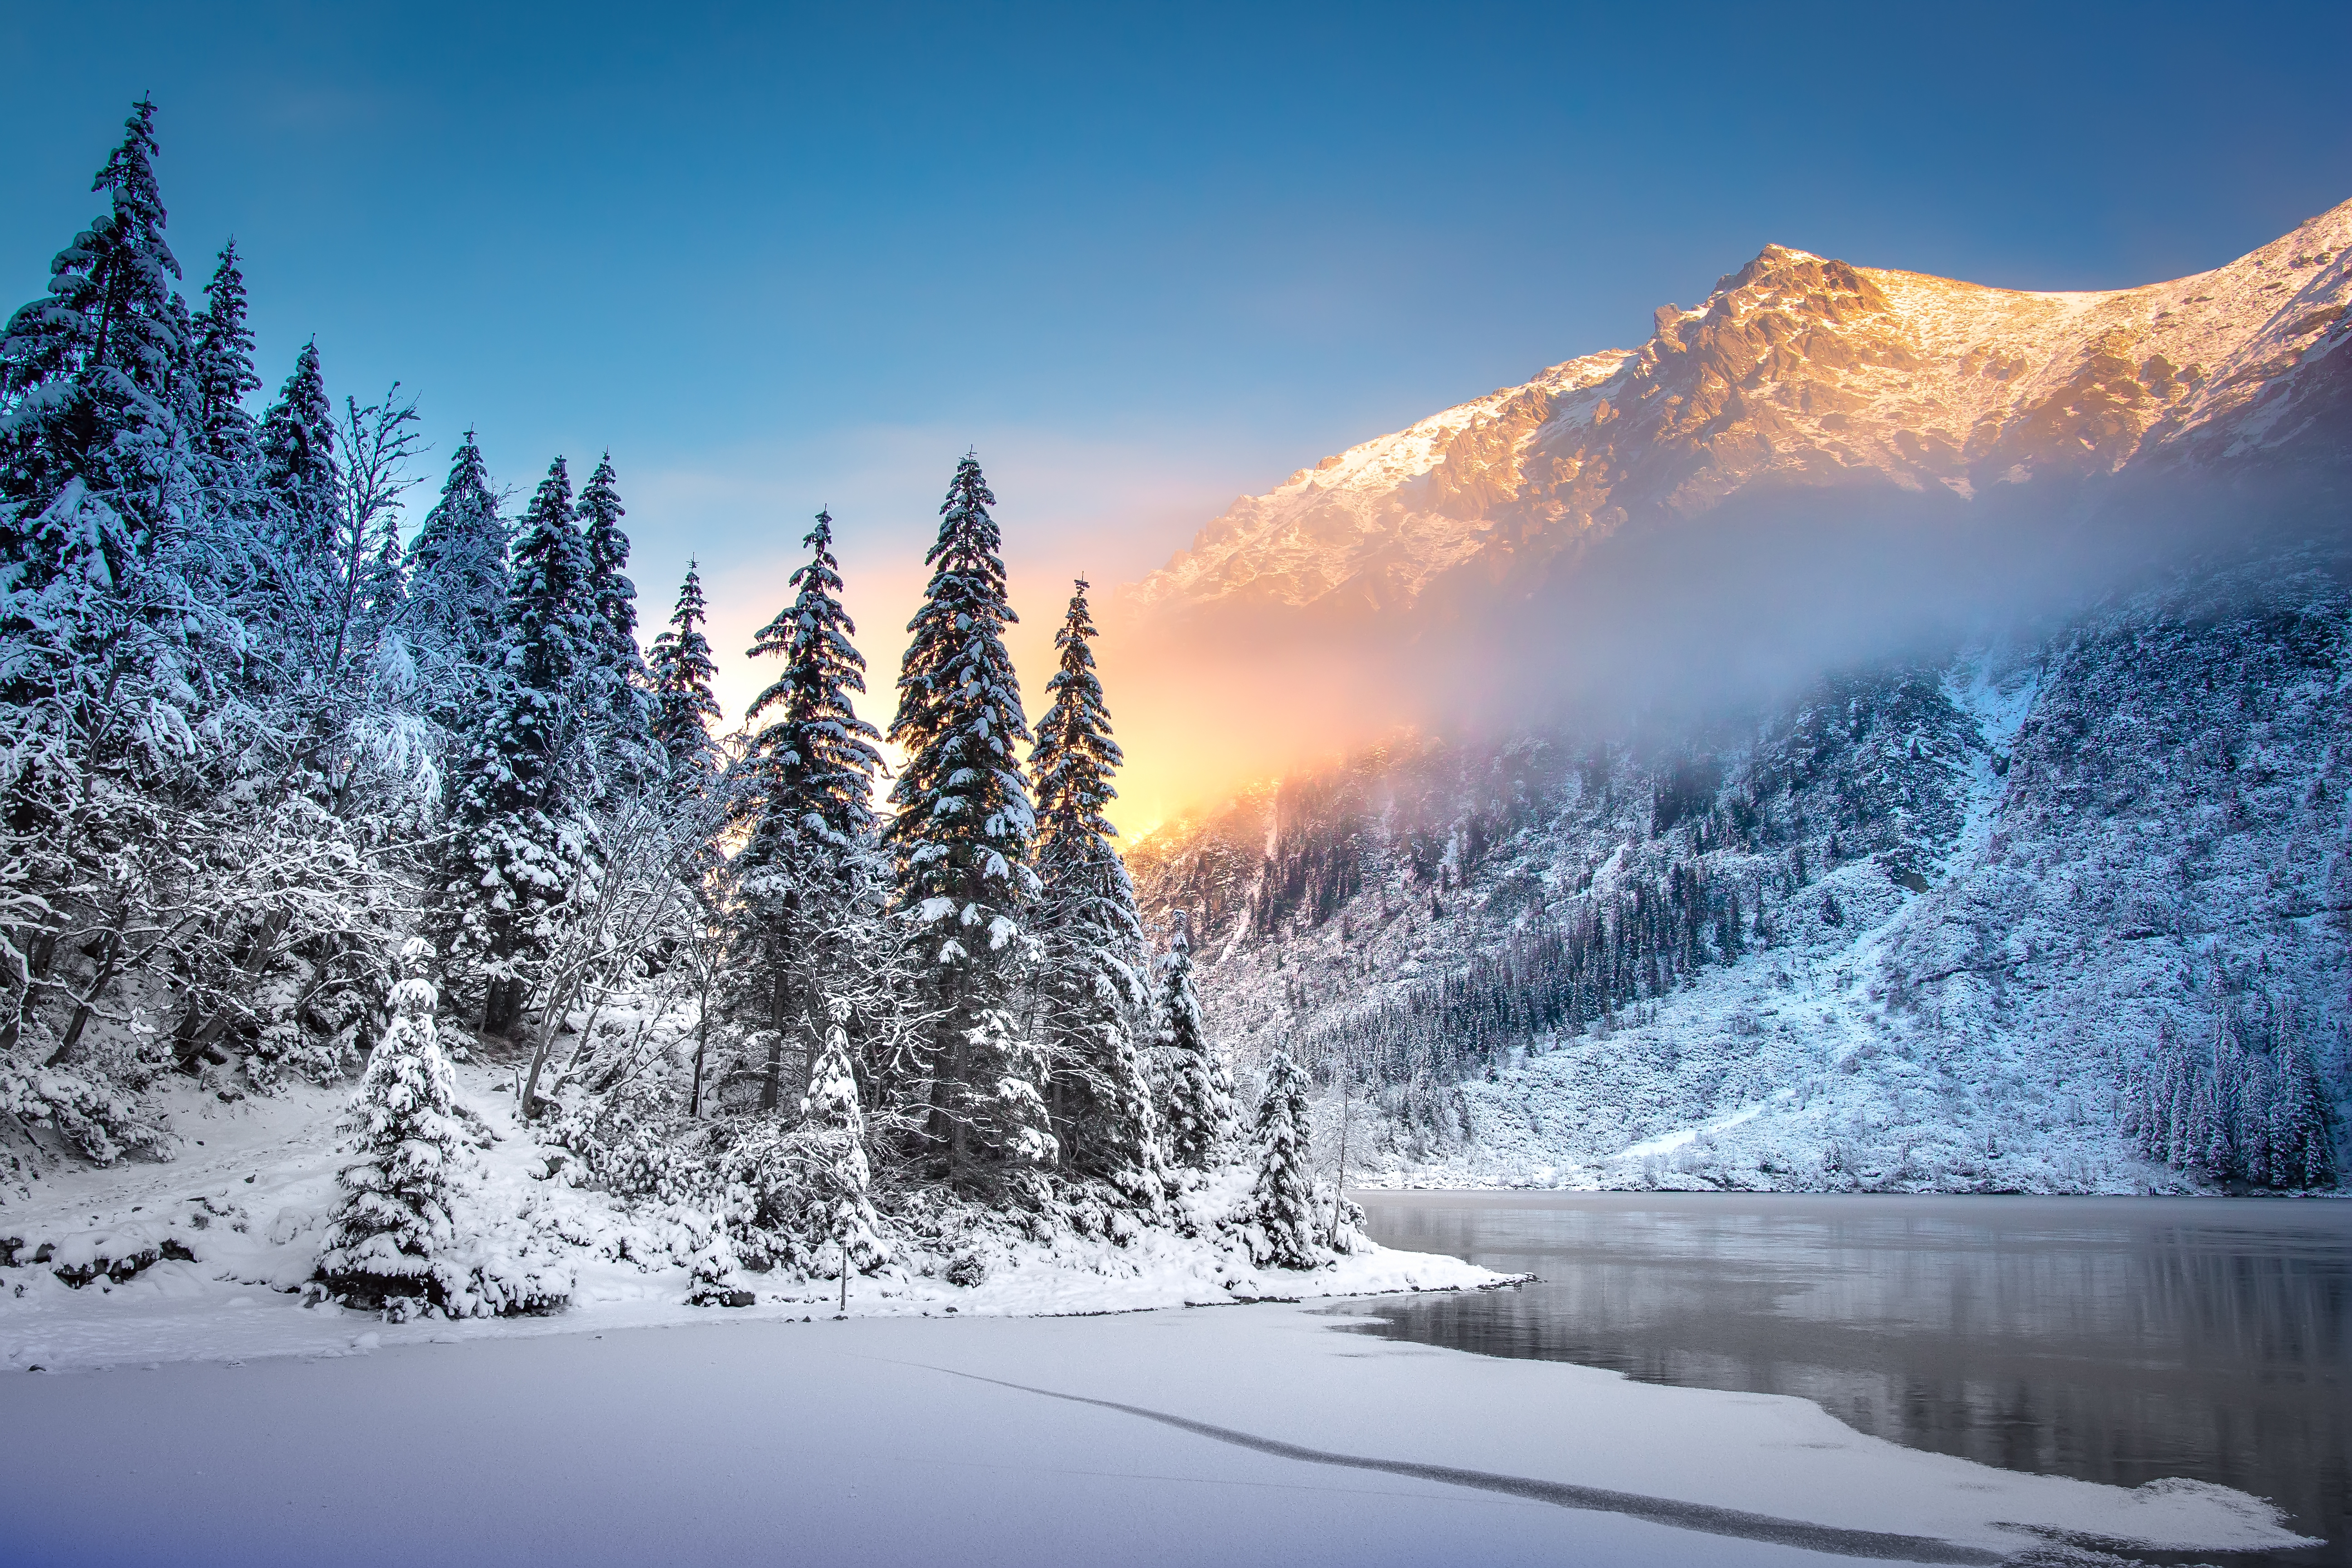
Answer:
[1, 1071, 2320, 1565]
[2, 1289, 2315, 1566]
[0, 1063, 1503, 1376]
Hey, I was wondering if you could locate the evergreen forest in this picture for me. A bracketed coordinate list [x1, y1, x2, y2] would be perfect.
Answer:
[0, 103, 1333, 1317]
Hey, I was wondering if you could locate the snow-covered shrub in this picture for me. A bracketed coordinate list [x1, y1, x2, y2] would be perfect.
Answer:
[676, 1207, 754, 1308]
[545, 1094, 713, 1208]
[712, 1013, 887, 1276]
[0, 1053, 169, 1167]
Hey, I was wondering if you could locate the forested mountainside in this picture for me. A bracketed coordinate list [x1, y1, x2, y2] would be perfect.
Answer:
[1128, 203, 2352, 1194]
[1133, 551, 2350, 1191]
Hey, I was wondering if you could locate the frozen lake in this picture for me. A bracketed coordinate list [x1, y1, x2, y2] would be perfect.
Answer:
[4, 1192, 2331, 1567]
[1356, 1192, 2352, 1566]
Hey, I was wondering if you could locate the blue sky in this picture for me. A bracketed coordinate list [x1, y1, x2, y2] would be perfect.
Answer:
[3, 0, 2348, 814]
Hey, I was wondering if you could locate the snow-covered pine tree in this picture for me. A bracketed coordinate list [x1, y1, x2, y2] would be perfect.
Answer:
[731, 511, 884, 1112]
[646, 561, 722, 780]
[437, 457, 602, 1038]
[258, 339, 338, 559]
[310, 939, 473, 1317]
[716, 997, 889, 1273]
[314, 939, 569, 1320]
[1029, 577, 1164, 1212]
[575, 452, 655, 795]
[770, 511, 881, 848]
[883, 456, 1054, 1189]
[406, 431, 511, 699]
[0, 97, 188, 539]
[190, 240, 260, 482]
[1247, 1050, 1319, 1269]
[1154, 911, 1232, 1171]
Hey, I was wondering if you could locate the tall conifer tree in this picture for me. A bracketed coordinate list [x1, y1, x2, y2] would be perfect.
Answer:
[732, 511, 883, 1111]
[258, 339, 338, 557]
[1247, 1052, 1319, 1269]
[406, 431, 510, 689]
[0, 97, 187, 538]
[884, 455, 1053, 1188]
[1029, 578, 1164, 1210]
[191, 240, 259, 476]
[437, 457, 600, 1034]
[1154, 912, 1232, 1171]
[646, 561, 722, 779]
[575, 452, 653, 791]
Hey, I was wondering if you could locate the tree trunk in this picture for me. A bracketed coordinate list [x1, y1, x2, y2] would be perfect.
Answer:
[45, 919, 126, 1067]
[173, 906, 292, 1071]
[689, 978, 712, 1118]
[760, 965, 789, 1112]
[947, 1019, 971, 1179]
[519, 1027, 556, 1121]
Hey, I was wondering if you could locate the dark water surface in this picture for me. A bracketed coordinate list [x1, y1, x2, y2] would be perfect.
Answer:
[1354, 1193, 2352, 1565]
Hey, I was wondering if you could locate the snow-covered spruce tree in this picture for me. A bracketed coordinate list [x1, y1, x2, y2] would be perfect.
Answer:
[795, 1002, 886, 1270]
[406, 431, 510, 706]
[437, 457, 602, 1038]
[0, 101, 267, 1157]
[1028, 577, 1165, 1213]
[313, 940, 568, 1320]
[730, 510, 884, 1112]
[190, 240, 260, 484]
[312, 939, 470, 1314]
[575, 452, 656, 796]
[646, 561, 722, 781]
[0, 97, 187, 536]
[1154, 911, 1233, 1172]
[258, 338, 338, 559]
[1246, 1051, 1320, 1269]
[883, 456, 1055, 1191]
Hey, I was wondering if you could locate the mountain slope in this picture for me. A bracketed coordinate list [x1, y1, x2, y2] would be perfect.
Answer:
[1134, 553, 2351, 1192]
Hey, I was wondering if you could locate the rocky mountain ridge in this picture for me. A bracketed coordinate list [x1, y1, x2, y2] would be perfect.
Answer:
[1125, 200, 2352, 630]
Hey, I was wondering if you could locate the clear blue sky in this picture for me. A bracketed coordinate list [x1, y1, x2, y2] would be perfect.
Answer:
[4, 0, 2348, 782]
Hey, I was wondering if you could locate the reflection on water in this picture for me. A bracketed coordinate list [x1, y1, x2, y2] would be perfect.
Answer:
[1354, 1194, 2352, 1565]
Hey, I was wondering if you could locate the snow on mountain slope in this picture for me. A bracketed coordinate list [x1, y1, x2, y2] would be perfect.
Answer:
[1131, 553, 2352, 1193]
[1126, 199, 2352, 626]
